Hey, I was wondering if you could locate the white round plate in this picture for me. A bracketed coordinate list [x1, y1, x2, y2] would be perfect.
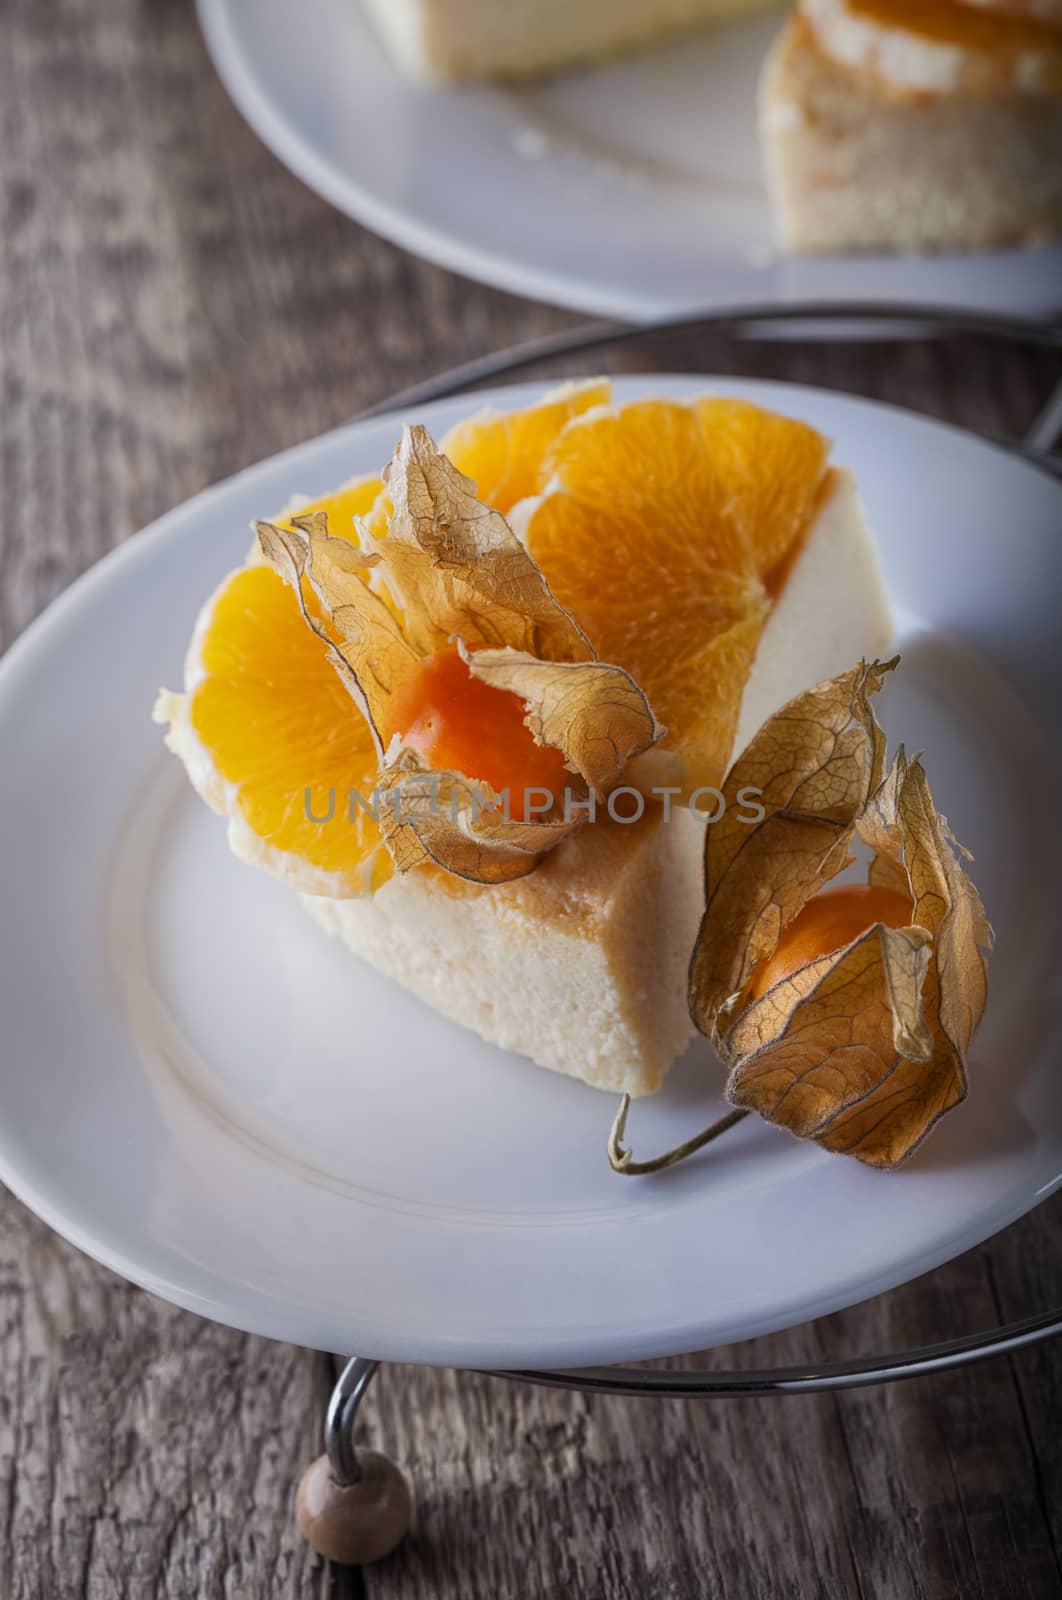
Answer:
[1, 377, 1061, 1368]
[197, 0, 1062, 320]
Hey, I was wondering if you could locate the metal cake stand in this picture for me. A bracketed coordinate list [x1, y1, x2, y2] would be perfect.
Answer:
[292, 306, 1062, 1567]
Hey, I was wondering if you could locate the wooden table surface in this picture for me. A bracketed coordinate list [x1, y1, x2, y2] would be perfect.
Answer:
[2, 3, 1061, 1596]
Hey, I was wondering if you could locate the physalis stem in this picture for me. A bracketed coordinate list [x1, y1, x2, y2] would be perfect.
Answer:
[607, 1095, 749, 1176]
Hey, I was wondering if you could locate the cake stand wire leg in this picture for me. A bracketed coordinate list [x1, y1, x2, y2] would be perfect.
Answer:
[325, 1356, 379, 1485]
[1026, 372, 1062, 453]
[295, 1357, 412, 1567]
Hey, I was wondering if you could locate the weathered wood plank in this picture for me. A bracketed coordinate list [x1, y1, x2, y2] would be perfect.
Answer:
[0, 1189, 332, 1600]
[984, 1203, 1062, 1582]
[0, 0, 572, 656]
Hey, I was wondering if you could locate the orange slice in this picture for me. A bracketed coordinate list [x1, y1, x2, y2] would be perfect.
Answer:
[157, 480, 391, 898]
[518, 396, 830, 789]
[279, 474, 383, 541]
[440, 378, 611, 514]
[801, 0, 1062, 96]
[355, 380, 612, 544]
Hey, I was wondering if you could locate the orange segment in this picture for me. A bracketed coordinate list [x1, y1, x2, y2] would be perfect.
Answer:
[664, 613, 768, 791]
[522, 397, 830, 789]
[189, 563, 390, 894]
[279, 475, 383, 542]
[694, 399, 832, 582]
[357, 383, 613, 547]
[441, 379, 611, 515]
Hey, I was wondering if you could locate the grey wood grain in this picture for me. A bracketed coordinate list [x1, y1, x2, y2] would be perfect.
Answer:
[0, 1192, 333, 1600]
[1, 1, 1060, 1598]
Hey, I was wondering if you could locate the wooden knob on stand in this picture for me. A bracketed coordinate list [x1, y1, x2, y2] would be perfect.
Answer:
[296, 1450, 412, 1566]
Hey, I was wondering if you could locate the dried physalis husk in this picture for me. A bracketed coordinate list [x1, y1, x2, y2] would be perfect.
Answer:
[689, 658, 892, 1040]
[611, 660, 992, 1175]
[257, 426, 662, 885]
[366, 423, 592, 662]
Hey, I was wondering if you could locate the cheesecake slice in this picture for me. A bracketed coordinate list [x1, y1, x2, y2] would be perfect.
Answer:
[361, 0, 781, 81]
[301, 466, 892, 1096]
[761, 11, 1062, 253]
[157, 392, 893, 1099]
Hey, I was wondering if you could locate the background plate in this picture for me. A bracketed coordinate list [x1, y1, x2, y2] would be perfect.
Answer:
[197, 0, 1062, 320]
[0, 376, 1060, 1367]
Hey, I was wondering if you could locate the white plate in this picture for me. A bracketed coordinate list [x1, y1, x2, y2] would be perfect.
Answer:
[197, 0, 1062, 320]
[1, 377, 1061, 1369]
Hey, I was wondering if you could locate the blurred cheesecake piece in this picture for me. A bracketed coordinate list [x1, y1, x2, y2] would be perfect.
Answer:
[361, 0, 780, 81]
[958, 0, 1062, 20]
[761, 9, 1062, 252]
